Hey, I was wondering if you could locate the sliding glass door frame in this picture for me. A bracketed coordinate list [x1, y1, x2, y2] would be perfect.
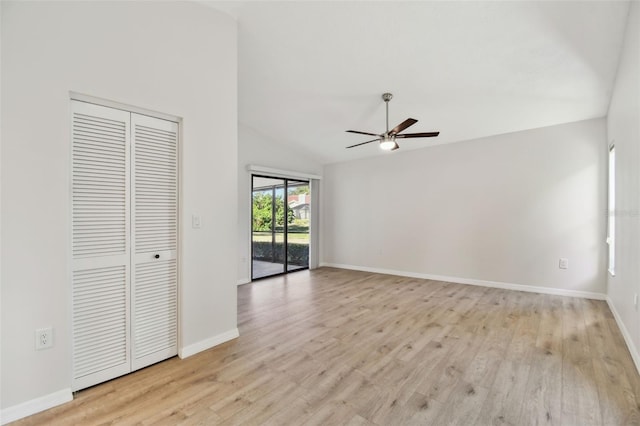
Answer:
[251, 174, 310, 280]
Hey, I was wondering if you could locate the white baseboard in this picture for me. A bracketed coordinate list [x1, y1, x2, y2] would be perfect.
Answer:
[0, 388, 73, 425]
[179, 328, 239, 359]
[319, 262, 606, 300]
[237, 278, 251, 286]
[606, 297, 640, 375]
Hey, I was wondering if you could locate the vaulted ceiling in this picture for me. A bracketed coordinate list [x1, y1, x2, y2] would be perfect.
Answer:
[209, 1, 630, 164]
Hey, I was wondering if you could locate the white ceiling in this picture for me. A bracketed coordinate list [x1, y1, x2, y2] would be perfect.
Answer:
[208, 1, 630, 164]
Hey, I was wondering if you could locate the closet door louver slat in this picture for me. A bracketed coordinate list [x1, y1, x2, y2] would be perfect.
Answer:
[134, 260, 178, 359]
[72, 112, 127, 258]
[72, 265, 127, 377]
[131, 113, 178, 370]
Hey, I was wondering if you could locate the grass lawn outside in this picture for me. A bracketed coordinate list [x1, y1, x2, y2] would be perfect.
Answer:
[252, 231, 309, 244]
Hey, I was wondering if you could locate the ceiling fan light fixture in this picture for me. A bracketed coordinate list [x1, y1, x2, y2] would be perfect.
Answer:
[379, 136, 398, 151]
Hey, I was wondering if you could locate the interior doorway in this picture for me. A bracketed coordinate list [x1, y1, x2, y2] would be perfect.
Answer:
[251, 175, 310, 280]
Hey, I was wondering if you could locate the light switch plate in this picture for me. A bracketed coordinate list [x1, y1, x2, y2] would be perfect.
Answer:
[559, 258, 569, 269]
[192, 214, 201, 229]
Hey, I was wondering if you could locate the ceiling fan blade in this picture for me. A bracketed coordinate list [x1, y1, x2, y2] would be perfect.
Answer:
[346, 130, 380, 137]
[395, 132, 440, 139]
[389, 118, 417, 135]
[346, 138, 379, 149]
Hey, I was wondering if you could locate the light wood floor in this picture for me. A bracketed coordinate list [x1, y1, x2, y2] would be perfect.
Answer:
[13, 267, 640, 425]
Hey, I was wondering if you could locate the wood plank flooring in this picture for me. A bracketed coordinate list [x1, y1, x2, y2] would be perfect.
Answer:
[12, 267, 640, 425]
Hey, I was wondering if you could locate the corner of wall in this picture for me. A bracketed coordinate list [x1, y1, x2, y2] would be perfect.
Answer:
[178, 328, 239, 359]
[607, 296, 640, 375]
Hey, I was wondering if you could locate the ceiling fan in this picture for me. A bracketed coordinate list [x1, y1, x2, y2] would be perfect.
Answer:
[346, 93, 439, 151]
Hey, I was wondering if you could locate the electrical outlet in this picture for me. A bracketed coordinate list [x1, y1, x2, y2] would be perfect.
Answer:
[35, 327, 53, 350]
[559, 258, 569, 269]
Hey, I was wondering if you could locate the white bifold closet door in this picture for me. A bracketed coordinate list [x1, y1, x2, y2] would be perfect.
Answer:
[131, 113, 178, 371]
[71, 101, 178, 391]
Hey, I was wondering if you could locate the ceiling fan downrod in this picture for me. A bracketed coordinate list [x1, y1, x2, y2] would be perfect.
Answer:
[382, 92, 393, 135]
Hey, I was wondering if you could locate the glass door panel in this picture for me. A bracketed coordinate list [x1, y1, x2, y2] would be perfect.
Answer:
[287, 181, 310, 272]
[252, 177, 285, 279]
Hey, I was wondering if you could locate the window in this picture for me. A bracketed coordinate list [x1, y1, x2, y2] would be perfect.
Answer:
[608, 144, 615, 276]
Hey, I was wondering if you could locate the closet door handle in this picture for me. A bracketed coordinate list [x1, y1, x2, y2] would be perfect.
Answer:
[154, 254, 160, 259]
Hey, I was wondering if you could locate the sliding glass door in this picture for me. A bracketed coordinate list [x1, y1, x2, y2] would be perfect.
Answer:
[251, 176, 310, 280]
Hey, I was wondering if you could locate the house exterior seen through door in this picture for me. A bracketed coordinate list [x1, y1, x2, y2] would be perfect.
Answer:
[251, 175, 310, 279]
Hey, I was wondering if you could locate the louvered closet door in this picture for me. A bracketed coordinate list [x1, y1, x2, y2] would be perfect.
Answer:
[71, 101, 131, 391]
[131, 113, 178, 371]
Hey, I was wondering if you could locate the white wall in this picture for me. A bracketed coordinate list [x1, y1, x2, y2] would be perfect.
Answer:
[1, 0, 237, 415]
[322, 118, 607, 296]
[606, 2, 640, 369]
[237, 124, 322, 283]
